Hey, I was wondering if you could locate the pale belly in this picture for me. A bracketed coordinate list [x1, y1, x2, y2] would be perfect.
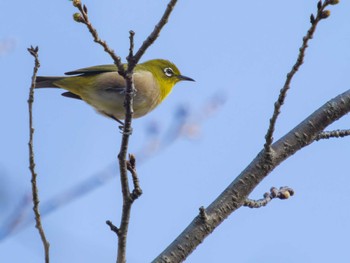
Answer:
[82, 87, 161, 120]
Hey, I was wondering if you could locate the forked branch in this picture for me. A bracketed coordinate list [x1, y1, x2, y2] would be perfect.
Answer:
[71, 1, 178, 262]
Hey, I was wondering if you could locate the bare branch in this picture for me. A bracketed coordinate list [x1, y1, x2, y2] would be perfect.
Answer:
[127, 154, 142, 200]
[127, 30, 135, 63]
[244, 186, 294, 208]
[316, 129, 350, 140]
[114, 2, 177, 261]
[27, 46, 50, 263]
[116, 69, 135, 263]
[72, 0, 124, 75]
[153, 89, 350, 262]
[133, 0, 178, 64]
[71, 1, 179, 262]
[264, 0, 337, 152]
[71, 2, 135, 261]
[106, 220, 120, 236]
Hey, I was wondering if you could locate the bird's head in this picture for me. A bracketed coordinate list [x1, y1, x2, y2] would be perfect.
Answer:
[140, 59, 194, 87]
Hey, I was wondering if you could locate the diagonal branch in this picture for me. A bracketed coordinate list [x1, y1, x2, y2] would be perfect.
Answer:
[72, 0, 124, 75]
[264, 0, 337, 152]
[133, 0, 178, 64]
[27, 46, 50, 263]
[153, 89, 350, 262]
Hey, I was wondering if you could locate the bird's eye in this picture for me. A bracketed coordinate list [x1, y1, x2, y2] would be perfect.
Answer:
[164, 67, 174, 77]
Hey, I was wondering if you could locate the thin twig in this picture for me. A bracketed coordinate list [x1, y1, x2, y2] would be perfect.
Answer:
[127, 154, 142, 200]
[72, 0, 125, 75]
[133, 0, 178, 64]
[116, 2, 177, 262]
[71, 2, 136, 262]
[315, 129, 350, 140]
[27, 46, 50, 263]
[264, 0, 335, 153]
[244, 187, 294, 208]
[116, 56, 136, 263]
[106, 220, 120, 236]
[127, 30, 135, 63]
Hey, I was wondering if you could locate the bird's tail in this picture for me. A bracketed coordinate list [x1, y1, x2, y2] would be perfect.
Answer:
[35, 76, 65, 88]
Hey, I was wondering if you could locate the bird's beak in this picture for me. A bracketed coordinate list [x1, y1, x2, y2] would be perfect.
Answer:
[177, 75, 195, 82]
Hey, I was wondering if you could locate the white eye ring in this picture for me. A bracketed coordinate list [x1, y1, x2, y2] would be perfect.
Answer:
[164, 67, 174, 77]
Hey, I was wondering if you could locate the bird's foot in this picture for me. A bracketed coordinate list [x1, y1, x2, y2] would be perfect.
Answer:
[104, 113, 133, 135]
[119, 126, 133, 135]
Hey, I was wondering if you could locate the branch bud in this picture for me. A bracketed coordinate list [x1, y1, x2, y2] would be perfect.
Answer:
[73, 13, 85, 23]
[328, 0, 339, 5]
[320, 10, 331, 19]
[72, 0, 81, 7]
[310, 14, 316, 24]
[279, 191, 291, 199]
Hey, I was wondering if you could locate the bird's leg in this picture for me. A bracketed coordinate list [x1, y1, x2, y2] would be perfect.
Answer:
[101, 111, 124, 125]
[101, 111, 133, 135]
[111, 116, 124, 126]
[101, 111, 124, 126]
[111, 116, 127, 132]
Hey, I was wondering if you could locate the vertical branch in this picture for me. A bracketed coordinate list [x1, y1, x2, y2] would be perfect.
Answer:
[116, 31, 137, 263]
[71, 3, 136, 262]
[71, 1, 178, 262]
[114, 0, 179, 255]
[127, 30, 135, 62]
[27, 46, 50, 263]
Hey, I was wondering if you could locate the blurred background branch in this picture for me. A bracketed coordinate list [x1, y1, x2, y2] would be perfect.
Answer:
[0, 91, 226, 241]
[0, 38, 16, 56]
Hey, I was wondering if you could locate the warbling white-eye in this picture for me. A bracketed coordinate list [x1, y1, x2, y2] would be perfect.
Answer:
[35, 59, 194, 122]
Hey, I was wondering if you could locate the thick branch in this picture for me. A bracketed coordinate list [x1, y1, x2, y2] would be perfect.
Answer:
[153, 89, 350, 262]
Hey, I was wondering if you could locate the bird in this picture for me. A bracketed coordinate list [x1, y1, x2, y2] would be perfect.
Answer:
[35, 59, 194, 123]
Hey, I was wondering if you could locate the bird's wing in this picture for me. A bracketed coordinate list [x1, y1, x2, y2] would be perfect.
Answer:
[65, 64, 119, 75]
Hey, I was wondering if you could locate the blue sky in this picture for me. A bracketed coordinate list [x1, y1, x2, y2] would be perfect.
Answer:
[1, 1, 350, 262]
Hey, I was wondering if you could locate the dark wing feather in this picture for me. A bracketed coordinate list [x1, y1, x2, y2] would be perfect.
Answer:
[61, 92, 82, 100]
[65, 64, 119, 76]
